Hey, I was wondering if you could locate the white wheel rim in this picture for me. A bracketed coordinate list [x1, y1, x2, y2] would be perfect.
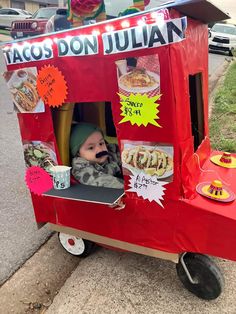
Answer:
[59, 233, 85, 255]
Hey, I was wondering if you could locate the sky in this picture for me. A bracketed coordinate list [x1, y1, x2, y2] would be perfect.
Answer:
[211, 0, 236, 19]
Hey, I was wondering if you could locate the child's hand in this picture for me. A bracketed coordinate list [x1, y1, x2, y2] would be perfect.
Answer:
[109, 198, 125, 210]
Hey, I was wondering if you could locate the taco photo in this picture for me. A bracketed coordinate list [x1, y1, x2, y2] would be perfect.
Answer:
[121, 143, 173, 180]
[3, 67, 45, 113]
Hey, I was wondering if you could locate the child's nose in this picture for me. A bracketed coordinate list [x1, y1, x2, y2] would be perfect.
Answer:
[96, 145, 104, 153]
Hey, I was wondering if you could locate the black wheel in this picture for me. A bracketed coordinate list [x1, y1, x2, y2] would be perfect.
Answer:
[176, 253, 224, 300]
[58, 232, 95, 257]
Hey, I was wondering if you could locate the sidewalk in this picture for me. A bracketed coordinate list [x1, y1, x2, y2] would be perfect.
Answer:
[0, 34, 12, 43]
[46, 247, 236, 314]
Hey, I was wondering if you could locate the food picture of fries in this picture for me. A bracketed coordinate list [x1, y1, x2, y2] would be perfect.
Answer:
[122, 145, 173, 179]
[3, 67, 45, 113]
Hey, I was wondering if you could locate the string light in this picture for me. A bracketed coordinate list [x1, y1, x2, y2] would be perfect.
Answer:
[151, 12, 159, 19]
[105, 25, 115, 32]
[121, 20, 130, 28]
[92, 30, 101, 36]
[137, 19, 146, 26]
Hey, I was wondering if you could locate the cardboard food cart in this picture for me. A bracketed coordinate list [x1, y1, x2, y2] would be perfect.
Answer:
[2, 0, 236, 300]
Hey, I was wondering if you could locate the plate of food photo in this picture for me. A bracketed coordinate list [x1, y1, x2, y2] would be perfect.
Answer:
[23, 141, 57, 173]
[6, 69, 44, 113]
[121, 145, 173, 179]
[118, 68, 160, 94]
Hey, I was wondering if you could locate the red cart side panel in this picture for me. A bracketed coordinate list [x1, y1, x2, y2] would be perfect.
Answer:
[31, 194, 57, 224]
[170, 13, 209, 142]
[18, 106, 53, 139]
[169, 12, 209, 197]
[175, 152, 236, 261]
[37, 194, 181, 254]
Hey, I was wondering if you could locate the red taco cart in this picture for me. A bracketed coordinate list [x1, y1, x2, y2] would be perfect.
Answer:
[2, 0, 236, 300]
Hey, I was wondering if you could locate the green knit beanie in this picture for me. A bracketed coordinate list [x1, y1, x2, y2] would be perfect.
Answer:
[70, 123, 102, 157]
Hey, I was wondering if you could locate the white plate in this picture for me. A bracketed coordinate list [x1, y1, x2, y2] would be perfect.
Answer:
[7, 69, 45, 113]
[13, 96, 45, 114]
[122, 162, 173, 179]
[118, 70, 160, 94]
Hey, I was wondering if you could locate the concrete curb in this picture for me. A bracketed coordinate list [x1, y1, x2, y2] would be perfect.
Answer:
[208, 57, 234, 117]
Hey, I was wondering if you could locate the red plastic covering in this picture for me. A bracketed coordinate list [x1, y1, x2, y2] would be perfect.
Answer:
[2, 8, 236, 261]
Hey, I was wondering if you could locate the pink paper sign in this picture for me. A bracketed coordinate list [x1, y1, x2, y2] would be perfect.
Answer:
[25, 166, 53, 195]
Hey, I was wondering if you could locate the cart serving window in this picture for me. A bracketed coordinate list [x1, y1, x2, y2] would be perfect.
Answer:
[2, 0, 235, 300]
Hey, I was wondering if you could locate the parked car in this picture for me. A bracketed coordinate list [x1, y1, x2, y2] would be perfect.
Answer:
[45, 8, 71, 34]
[209, 23, 236, 56]
[10, 7, 67, 39]
[0, 8, 31, 29]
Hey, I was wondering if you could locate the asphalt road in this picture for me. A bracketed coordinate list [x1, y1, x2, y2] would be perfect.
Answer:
[209, 50, 231, 76]
[0, 49, 229, 287]
[0, 50, 51, 285]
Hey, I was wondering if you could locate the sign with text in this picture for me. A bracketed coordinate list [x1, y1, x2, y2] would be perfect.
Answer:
[128, 172, 168, 207]
[25, 166, 53, 195]
[117, 54, 161, 127]
[37, 65, 68, 107]
[103, 17, 187, 55]
[119, 93, 161, 127]
[2, 17, 187, 65]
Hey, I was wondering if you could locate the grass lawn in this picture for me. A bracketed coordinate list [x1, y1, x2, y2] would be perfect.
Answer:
[210, 60, 236, 152]
[0, 28, 10, 36]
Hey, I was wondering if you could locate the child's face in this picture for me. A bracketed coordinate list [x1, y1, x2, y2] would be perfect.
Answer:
[79, 131, 108, 164]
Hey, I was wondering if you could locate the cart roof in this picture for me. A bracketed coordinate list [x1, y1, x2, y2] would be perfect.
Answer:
[152, 0, 230, 24]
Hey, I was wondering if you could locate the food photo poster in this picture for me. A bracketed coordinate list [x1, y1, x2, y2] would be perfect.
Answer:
[121, 140, 173, 182]
[116, 54, 160, 97]
[23, 141, 58, 173]
[3, 67, 45, 113]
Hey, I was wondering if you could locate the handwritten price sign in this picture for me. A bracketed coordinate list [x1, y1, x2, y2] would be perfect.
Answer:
[37, 65, 68, 107]
[128, 172, 168, 207]
[118, 93, 161, 127]
[25, 166, 53, 195]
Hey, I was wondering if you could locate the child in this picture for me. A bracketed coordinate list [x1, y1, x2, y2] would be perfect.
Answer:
[70, 122, 124, 189]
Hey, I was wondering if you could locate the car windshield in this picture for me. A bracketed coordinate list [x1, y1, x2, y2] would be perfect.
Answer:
[212, 24, 236, 36]
[31, 8, 57, 19]
[22, 10, 31, 15]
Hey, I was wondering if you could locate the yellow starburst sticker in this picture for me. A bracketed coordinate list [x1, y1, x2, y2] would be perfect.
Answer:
[118, 93, 161, 127]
